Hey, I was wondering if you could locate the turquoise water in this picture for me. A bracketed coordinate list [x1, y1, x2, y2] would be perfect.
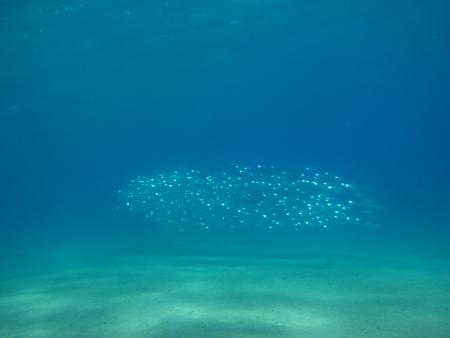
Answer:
[1, 1, 449, 337]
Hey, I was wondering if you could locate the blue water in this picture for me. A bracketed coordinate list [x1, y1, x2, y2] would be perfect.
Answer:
[0, 1, 449, 336]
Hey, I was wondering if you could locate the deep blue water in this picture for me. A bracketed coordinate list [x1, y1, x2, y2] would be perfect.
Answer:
[1, 0, 449, 254]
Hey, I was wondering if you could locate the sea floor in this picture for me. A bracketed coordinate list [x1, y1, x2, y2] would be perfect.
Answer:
[0, 249, 449, 338]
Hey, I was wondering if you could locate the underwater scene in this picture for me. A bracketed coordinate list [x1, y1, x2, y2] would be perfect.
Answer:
[1, 0, 449, 337]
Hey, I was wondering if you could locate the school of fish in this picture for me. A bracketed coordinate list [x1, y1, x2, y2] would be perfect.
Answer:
[119, 165, 380, 231]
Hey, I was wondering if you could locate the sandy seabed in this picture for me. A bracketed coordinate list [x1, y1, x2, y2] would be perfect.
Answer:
[0, 251, 449, 338]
